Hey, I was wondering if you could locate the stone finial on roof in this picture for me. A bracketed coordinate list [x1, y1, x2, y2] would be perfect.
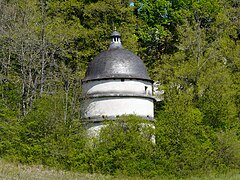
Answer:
[109, 27, 123, 49]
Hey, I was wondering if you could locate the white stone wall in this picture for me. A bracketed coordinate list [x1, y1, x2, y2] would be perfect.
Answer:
[81, 79, 154, 120]
[82, 79, 152, 96]
[82, 97, 154, 119]
[87, 123, 107, 138]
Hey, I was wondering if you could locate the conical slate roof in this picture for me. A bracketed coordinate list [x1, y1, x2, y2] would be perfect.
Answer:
[83, 30, 151, 82]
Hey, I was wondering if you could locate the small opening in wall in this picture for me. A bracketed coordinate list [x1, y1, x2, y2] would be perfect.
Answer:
[147, 115, 150, 118]
[102, 115, 105, 119]
[121, 79, 124, 82]
[88, 117, 91, 119]
[145, 86, 148, 95]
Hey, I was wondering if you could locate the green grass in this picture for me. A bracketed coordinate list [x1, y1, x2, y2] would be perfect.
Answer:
[0, 159, 112, 180]
[0, 159, 240, 180]
[185, 171, 240, 180]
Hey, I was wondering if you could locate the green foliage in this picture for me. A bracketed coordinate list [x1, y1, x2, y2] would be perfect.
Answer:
[47, 0, 140, 69]
[155, 89, 216, 176]
[85, 116, 157, 177]
[215, 129, 240, 169]
[197, 65, 237, 129]
[1, 94, 87, 170]
[0, 119, 22, 160]
[0, 80, 20, 120]
[0, 79, 21, 159]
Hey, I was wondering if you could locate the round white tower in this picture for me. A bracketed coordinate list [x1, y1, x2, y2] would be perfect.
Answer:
[81, 29, 155, 135]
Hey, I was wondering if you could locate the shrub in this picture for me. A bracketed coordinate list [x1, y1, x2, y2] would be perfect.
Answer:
[86, 115, 157, 177]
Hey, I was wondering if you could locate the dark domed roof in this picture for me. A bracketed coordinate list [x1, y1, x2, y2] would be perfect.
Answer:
[83, 29, 151, 82]
[83, 49, 150, 81]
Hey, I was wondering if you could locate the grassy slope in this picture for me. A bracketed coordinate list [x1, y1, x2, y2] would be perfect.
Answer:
[1, 159, 240, 180]
[0, 160, 112, 180]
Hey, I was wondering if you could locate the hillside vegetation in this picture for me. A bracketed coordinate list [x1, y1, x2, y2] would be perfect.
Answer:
[1, 159, 240, 180]
[0, 0, 239, 178]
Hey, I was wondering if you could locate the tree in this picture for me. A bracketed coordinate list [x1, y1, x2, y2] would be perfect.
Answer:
[152, 0, 239, 175]
[47, 0, 140, 64]
[155, 89, 216, 176]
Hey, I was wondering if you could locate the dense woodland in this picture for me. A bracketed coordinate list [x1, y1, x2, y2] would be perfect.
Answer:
[0, 0, 240, 178]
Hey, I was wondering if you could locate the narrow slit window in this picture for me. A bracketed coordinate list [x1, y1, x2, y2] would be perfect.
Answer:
[145, 86, 148, 95]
